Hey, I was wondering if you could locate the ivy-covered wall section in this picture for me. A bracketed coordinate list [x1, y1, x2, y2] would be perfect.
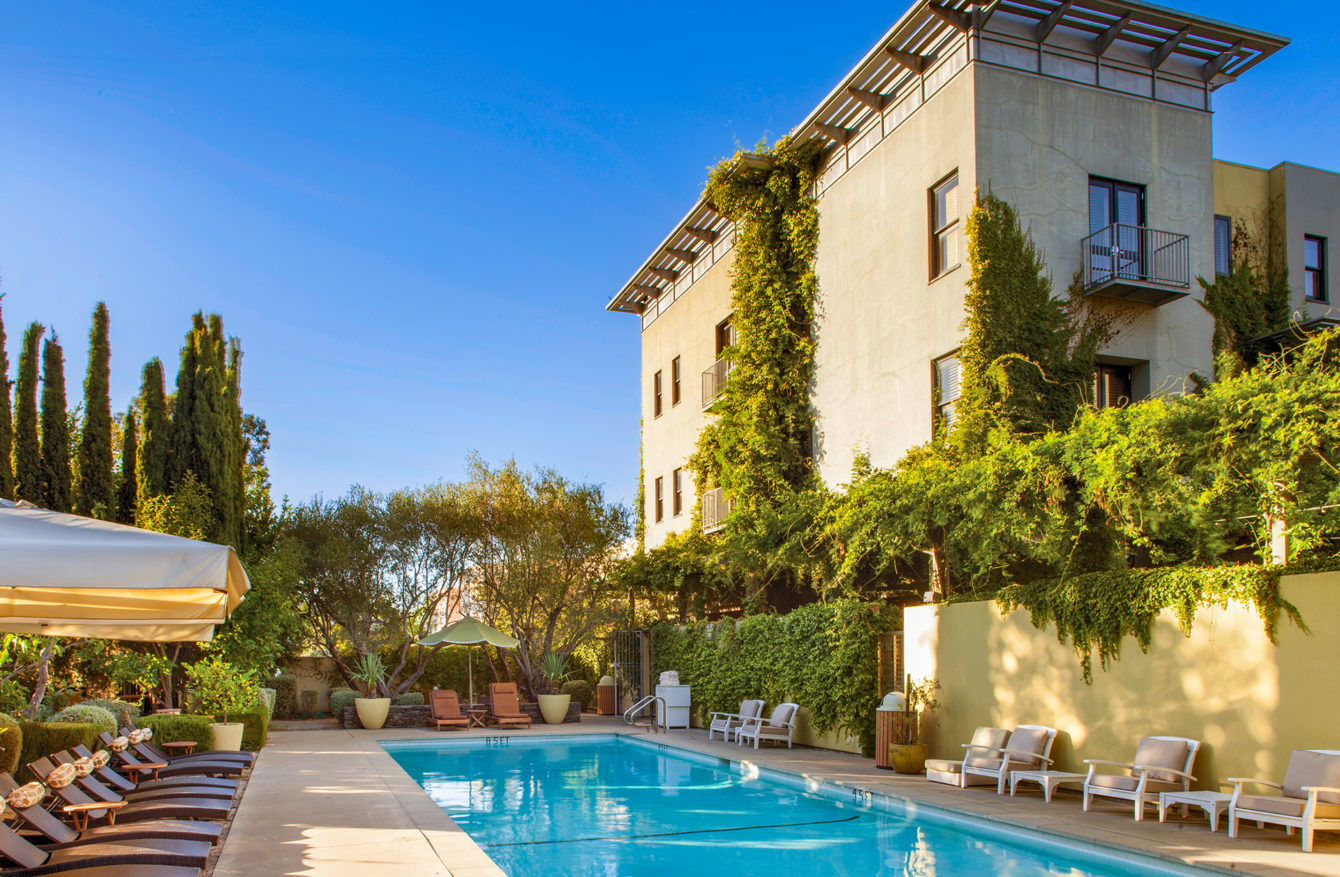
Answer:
[651, 600, 895, 756]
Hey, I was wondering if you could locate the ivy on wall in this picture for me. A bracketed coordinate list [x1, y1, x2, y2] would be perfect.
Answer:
[688, 137, 827, 517]
[1198, 218, 1292, 378]
[650, 600, 895, 756]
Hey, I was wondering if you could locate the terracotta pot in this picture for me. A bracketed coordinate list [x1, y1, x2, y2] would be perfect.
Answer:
[537, 693, 571, 724]
[889, 743, 927, 775]
[354, 697, 391, 730]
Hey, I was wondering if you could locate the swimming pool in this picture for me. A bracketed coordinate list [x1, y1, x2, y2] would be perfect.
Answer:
[384, 734, 1214, 877]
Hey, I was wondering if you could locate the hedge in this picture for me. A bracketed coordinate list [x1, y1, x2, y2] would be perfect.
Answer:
[0, 714, 20, 777]
[272, 674, 297, 719]
[258, 688, 276, 720]
[328, 689, 357, 717]
[75, 698, 141, 729]
[50, 704, 117, 734]
[138, 714, 216, 750]
[560, 680, 592, 710]
[394, 692, 424, 706]
[216, 707, 268, 751]
[651, 600, 896, 756]
[17, 722, 105, 782]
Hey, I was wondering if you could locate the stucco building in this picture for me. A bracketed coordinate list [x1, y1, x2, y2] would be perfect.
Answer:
[608, 0, 1339, 550]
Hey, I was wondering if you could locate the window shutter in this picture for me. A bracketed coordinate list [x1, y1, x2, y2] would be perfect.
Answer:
[937, 356, 961, 403]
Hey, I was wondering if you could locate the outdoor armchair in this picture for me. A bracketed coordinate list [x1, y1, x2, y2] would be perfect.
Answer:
[487, 683, 532, 729]
[1228, 749, 1340, 852]
[737, 703, 799, 750]
[1082, 735, 1201, 821]
[925, 726, 1009, 788]
[963, 725, 1059, 794]
[429, 690, 470, 731]
[708, 700, 763, 743]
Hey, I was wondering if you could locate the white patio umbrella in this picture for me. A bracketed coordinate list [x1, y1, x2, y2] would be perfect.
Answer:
[0, 499, 250, 641]
[417, 615, 519, 705]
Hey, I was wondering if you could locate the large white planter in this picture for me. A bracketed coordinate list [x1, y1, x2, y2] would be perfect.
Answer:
[537, 693, 571, 725]
[210, 722, 244, 752]
[355, 697, 391, 730]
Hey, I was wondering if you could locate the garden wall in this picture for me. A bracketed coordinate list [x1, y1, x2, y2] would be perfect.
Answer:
[903, 570, 1340, 788]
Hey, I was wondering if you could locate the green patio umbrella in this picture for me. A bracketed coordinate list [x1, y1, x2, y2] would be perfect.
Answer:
[417, 615, 520, 706]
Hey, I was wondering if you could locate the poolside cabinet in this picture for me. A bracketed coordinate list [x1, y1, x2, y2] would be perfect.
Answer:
[655, 684, 691, 729]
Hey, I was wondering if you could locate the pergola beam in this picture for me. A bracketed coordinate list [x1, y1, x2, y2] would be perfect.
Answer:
[1151, 25, 1192, 69]
[885, 46, 931, 73]
[664, 247, 700, 265]
[847, 86, 889, 111]
[684, 227, 719, 245]
[1035, 1, 1073, 43]
[927, 2, 971, 32]
[648, 266, 679, 283]
[814, 122, 855, 145]
[1095, 11, 1133, 55]
[1202, 40, 1243, 80]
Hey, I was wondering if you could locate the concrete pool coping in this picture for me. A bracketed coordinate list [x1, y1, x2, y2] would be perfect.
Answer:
[215, 717, 1340, 876]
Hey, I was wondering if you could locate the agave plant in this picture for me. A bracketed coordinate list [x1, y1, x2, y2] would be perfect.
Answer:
[351, 653, 389, 698]
[537, 652, 570, 695]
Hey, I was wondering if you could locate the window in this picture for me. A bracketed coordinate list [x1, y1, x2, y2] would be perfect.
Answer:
[672, 468, 683, 516]
[1088, 177, 1145, 230]
[930, 173, 960, 278]
[933, 354, 961, 431]
[671, 357, 682, 406]
[1305, 235, 1328, 302]
[1088, 177, 1146, 282]
[1094, 363, 1133, 409]
[654, 477, 664, 523]
[653, 370, 663, 417]
[1214, 215, 1232, 276]
[715, 318, 736, 357]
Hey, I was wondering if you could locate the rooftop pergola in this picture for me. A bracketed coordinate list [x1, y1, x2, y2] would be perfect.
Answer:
[607, 0, 1287, 320]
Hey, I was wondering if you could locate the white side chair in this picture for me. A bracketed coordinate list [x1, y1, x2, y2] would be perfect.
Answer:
[1229, 749, 1340, 852]
[1083, 735, 1201, 821]
[964, 724, 1059, 794]
[708, 699, 763, 743]
[737, 703, 799, 749]
[926, 726, 1009, 787]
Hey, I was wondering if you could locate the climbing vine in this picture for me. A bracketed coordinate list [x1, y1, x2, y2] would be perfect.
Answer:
[687, 136, 827, 518]
[1198, 217, 1292, 377]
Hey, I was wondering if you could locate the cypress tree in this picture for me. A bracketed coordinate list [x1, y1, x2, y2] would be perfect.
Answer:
[0, 299, 12, 499]
[166, 312, 204, 490]
[75, 303, 115, 517]
[225, 338, 245, 549]
[40, 334, 73, 512]
[13, 323, 44, 503]
[137, 358, 170, 499]
[116, 410, 138, 524]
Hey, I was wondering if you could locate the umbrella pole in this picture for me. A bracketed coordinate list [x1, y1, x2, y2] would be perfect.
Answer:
[468, 647, 474, 707]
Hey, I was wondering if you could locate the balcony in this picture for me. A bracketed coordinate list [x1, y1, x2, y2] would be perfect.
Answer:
[1081, 224, 1190, 306]
[701, 358, 733, 409]
[702, 487, 734, 535]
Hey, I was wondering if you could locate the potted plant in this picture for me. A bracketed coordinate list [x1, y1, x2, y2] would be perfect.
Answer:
[351, 654, 392, 730]
[889, 676, 940, 775]
[185, 655, 259, 752]
[535, 653, 572, 725]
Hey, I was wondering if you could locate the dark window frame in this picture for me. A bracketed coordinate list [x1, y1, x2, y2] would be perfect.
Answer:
[1305, 235, 1328, 303]
[671, 356, 682, 406]
[932, 352, 961, 435]
[653, 370, 663, 417]
[1214, 215, 1232, 276]
[672, 468, 683, 516]
[929, 171, 960, 280]
[654, 477, 664, 523]
[715, 318, 736, 357]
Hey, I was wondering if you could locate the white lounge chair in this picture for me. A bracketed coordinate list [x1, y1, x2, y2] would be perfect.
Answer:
[1228, 749, 1340, 852]
[926, 726, 1009, 787]
[738, 703, 799, 749]
[1083, 735, 1200, 821]
[963, 724, 1059, 794]
[708, 699, 764, 743]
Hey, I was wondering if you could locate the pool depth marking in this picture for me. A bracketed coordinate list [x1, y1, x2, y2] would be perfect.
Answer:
[484, 813, 864, 848]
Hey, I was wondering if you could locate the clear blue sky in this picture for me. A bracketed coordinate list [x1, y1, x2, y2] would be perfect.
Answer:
[1, 2, 1335, 509]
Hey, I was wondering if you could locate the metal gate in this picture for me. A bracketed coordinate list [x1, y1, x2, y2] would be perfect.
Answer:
[610, 629, 650, 715]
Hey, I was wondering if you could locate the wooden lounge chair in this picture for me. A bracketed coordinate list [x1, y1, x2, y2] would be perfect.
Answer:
[57, 749, 238, 798]
[709, 700, 763, 743]
[0, 773, 222, 847]
[737, 703, 799, 750]
[0, 818, 210, 873]
[926, 726, 1009, 787]
[1228, 749, 1340, 852]
[99, 733, 242, 780]
[429, 690, 470, 731]
[45, 753, 233, 804]
[487, 683, 532, 729]
[26, 759, 233, 825]
[123, 727, 254, 768]
[1082, 735, 1201, 821]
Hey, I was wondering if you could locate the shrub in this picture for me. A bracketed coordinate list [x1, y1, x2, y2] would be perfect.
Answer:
[415, 647, 471, 696]
[217, 707, 268, 751]
[137, 714, 215, 751]
[560, 680, 593, 710]
[50, 704, 117, 734]
[0, 714, 21, 777]
[258, 688, 276, 720]
[394, 692, 424, 706]
[328, 689, 357, 717]
[299, 690, 317, 718]
[17, 722, 104, 782]
[0, 680, 28, 715]
[185, 656, 260, 724]
[272, 674, 297, 719]
[76, 698, 141, 730]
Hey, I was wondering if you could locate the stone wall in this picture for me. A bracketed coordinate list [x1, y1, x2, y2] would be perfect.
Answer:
[341, 700, 582, 729]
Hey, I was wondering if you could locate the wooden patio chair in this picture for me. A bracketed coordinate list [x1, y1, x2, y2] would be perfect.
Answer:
[429, 690, 470, 731]
[487, 682, 532, 729]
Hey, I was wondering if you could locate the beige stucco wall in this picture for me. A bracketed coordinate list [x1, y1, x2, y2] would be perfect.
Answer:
[975, 65, 1216, 397]
[903, 571, 1340, 787]
[1213, 159, 1270, 232]
[1275, 163, 1340, 318]
[640, 250, 735, 549]
[810, 63, 977, 484]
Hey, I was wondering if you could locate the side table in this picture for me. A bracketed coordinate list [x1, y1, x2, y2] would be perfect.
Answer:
[468, 709, 489, 729]
[1158, 790, 1232, 832]
[162, 740, 198, 756]
[1010, 769, 1087, 803]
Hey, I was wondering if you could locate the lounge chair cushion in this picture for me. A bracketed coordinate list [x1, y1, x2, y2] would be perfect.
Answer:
[1131, 738, 1188, 783]
[964, 727, 1009, 768]
[1283, 750, 1340, 804]
[1090, 774, 1180, 794]
[924, 759, 962, 774]
[1006, 727, 1049, 767]
[1236, 793, 1340, 820]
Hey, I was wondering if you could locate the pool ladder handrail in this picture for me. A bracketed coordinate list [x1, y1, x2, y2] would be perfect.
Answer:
[623, 694, 666, 734]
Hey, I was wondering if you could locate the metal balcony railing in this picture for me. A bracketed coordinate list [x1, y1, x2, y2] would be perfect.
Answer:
[1081, 223, 1190, 300]
[702, 488, 734, 535]
[701, 358, 733, 409]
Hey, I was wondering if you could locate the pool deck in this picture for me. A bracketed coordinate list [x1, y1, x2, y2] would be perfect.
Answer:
[214, 717, 1340, 876]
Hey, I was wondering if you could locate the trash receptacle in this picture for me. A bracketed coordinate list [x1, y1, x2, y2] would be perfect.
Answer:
[596, 675, 617, 715]
[875, 691, 908, 769]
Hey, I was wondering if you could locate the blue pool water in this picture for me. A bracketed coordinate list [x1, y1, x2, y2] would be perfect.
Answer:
[384, 735, 1207, 877]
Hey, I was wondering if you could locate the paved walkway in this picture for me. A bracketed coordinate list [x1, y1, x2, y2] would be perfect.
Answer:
[216, 718, 1340, 876]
